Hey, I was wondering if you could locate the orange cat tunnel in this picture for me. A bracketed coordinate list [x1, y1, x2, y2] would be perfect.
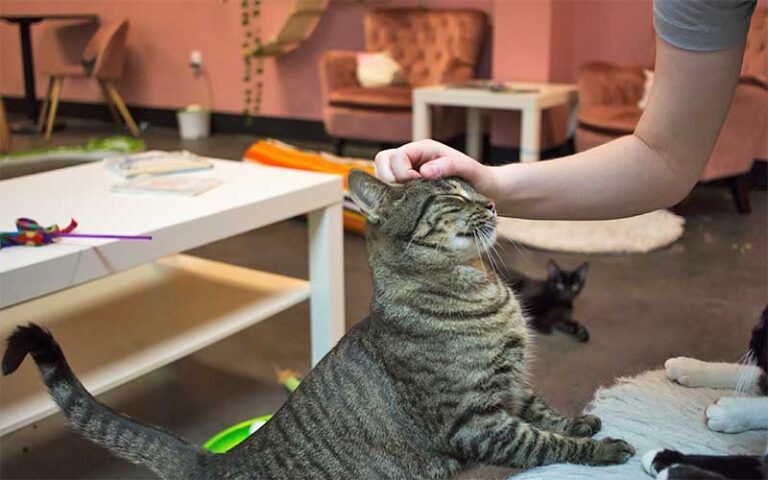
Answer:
[244, 139, 372, 234]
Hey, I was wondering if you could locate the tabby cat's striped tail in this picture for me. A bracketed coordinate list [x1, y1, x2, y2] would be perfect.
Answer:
[2, 324, 212, 480]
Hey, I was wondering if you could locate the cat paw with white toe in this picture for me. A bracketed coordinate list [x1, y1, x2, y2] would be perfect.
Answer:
[665, 357, 707, 387]
[706, 397, 750, 433]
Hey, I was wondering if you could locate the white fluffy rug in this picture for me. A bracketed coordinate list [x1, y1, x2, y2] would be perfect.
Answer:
[497, 210, 685, 254]
[510, 369, 765, 479]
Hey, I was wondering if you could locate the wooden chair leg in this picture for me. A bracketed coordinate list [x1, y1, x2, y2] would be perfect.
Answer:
[45, 77, 63, 142]
[730, 173, 752, 214]
[0, 97, 11, 154]
[103, 80, 140, 137]
[37, 77, 54, 132]
[98, 80, 122, 125]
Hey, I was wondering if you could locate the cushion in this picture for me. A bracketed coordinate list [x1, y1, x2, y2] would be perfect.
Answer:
[328, 85, 412, 110]
[578, 105, 642, 135]
[356, 51, 405, 88]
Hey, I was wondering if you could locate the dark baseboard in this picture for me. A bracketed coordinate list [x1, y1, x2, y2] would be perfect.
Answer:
[1, 96, 333, 143]
[2, 95, 578, 158]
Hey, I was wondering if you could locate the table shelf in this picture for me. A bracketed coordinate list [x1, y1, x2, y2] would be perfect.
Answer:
[0, 254, 310, 435]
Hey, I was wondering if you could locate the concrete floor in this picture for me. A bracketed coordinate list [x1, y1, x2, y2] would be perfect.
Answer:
[1, 119, 766, 479]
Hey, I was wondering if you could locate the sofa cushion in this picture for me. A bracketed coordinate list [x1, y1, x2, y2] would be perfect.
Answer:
[578, 105, 642, 135]
[742, 7, 767, 87]
[356, 51, 405, 88]
[328, 86, 412, 110]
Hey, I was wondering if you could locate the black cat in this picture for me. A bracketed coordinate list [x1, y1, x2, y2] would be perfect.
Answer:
[497, 260, 590, 343]
[643, 307, 768, 480]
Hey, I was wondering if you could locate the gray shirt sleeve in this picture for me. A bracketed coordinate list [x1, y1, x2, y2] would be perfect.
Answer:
[654, 0, 757, 51]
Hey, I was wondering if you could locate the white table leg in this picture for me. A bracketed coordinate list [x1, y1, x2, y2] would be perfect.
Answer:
[308, 203, 345, 366]
[520, 107, 542, 162]
[466, 107, 483, 160]
[412, 98, 432, 141]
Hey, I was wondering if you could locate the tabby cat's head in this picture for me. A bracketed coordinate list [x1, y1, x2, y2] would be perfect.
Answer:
[348, 170, 497, 269]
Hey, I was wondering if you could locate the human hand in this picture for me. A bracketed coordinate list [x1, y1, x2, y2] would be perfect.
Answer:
[373, 139, 499, 198]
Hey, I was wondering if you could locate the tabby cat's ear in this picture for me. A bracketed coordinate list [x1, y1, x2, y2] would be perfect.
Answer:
[575, 262, 589, 284]
[547, 259, 560, 278]
[348, 170, 392, 224]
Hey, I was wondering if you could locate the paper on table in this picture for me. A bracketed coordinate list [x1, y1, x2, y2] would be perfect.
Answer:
[105, 150, 213, 178]
[111, 176, 223, 196]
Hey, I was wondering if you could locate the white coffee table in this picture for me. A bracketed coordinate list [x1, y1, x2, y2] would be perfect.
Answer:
[413, 82, 578, 162]
[0, 159, 345, 435]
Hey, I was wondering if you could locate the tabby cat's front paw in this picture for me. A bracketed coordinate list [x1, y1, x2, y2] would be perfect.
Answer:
[567, 414, 601, 437]
[591, 438, 635, 465]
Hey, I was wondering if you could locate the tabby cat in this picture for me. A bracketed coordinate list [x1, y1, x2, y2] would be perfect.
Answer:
[2, 170, 634, 480]
[497, 260, 590, 343]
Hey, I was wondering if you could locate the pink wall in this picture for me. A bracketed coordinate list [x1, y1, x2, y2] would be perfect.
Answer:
[1, 0, 658, 149]
[0, 0, 491, 120]
[491, 0, 655, 149]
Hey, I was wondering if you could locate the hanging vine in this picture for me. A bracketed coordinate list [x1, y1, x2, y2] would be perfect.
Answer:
[242, 0, 263, 124]
[225, 0, 264, 124]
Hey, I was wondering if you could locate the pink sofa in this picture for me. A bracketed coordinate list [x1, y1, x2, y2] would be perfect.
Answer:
[575, 8, 767, 213]
[318, 9, 488, 149]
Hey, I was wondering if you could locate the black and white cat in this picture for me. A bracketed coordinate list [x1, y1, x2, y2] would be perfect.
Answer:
[642, 307, 768, 480]
[497, 260, 590, 343]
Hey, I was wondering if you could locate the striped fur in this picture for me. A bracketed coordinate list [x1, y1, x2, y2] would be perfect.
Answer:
[2, 170, 634, 479]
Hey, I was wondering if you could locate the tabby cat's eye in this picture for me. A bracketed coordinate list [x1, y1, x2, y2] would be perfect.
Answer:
[443, 194, 469, 203]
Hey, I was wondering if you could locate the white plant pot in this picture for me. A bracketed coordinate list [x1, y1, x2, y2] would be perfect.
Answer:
[177, 110, 211, 139]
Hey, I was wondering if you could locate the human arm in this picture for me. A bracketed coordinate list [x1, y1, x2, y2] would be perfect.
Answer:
[492, 40, 746, 219]
[374, 2, 754, 220]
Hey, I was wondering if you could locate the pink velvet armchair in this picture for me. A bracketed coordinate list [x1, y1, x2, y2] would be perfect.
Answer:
[319, 9, 488, 151]
[575, 8, 767, 213]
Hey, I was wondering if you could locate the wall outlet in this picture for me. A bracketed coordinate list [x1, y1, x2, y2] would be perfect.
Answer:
[189, 50, 203, 69]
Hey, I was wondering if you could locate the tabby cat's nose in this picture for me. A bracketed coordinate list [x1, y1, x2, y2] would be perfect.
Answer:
[485, 201, 496, 215]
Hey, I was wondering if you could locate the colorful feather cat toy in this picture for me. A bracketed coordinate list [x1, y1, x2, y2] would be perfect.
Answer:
[1, 217, 151, 249]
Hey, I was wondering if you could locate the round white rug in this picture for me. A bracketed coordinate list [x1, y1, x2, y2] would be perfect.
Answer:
[497, 210, 685, 254]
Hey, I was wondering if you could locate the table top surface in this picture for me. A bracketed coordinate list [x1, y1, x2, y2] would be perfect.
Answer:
[414, 82, 577, 109]
[416, 81, 577, 97]
[0, 14, 98, 22]
[0, 159, 343, 307]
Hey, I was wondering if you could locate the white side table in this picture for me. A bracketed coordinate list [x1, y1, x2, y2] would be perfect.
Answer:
[0, 159, 345, 435]
[413, 82, 578, 162]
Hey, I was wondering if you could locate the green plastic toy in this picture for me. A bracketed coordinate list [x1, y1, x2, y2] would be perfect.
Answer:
[203, 415, 273, 453]
[203, 370, 301, 454]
